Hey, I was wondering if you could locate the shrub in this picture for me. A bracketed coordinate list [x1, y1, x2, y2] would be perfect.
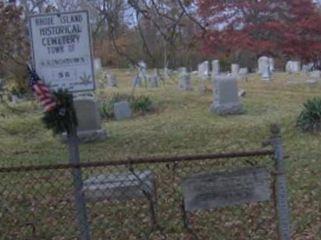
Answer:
[100, 93, 155, 120]
[297, 98, 321, 132]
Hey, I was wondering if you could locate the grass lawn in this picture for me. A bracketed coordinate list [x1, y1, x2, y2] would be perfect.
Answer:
[0, 70, 320, 239]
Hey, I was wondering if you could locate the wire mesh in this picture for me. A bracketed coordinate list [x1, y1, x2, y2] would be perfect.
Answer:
[0, 151, 279, 240]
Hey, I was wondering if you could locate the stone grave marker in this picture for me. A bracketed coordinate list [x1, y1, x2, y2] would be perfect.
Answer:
[149, 69, 160, 88]
[72, 93, 107, 142]
[198, 61, 210, 79]
[286, 61, 301, 73]
[302, 63, 314, 73]
[94, 58, 102, 73]
[132, 75, 142, 87]
[211, 60, 220, 77]
[239, 68, 249, 80]
[210, 75, 243, 115]
[83, 170, 155, 202]
[269, 57, 275, 72]
[113, 101, 132, 120]
[259, 57, 272, 81]
[231, 64, 240, 76]
[106, 72, 118, 88]
[182, 167, 271, 211]
[178, 68, 193, 91]
[138, 60, 148, 86]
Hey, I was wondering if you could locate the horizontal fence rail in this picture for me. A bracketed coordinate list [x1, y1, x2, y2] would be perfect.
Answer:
[0, 149, 274, 173]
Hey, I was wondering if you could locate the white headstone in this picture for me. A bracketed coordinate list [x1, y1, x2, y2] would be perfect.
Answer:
[212, 60, 220, 77]
[231, 64, 240, 76]
[269, 58, 275, 72]
[259, 57, 272, 81]
[286, 61, 301, 73]
[106, 72, 117, 87]
[132, 75, 142, 87]
[149, 69, 160, 88]
[178, 68, 193, 91]
[138, 60, 148, 86]
[210, 75, 243, 115]
[94, 58, 102, 72]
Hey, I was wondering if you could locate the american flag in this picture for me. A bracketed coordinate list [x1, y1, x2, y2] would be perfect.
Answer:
[28, 66, 57, 112]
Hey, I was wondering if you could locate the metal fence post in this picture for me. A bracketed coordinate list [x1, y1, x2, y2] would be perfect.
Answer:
[270, 125, 291, 240]
[68, 125, 91, 240]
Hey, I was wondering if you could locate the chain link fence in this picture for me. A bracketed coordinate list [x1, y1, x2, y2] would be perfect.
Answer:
[0, 147, 284, 240]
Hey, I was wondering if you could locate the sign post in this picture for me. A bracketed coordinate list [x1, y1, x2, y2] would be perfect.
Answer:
[29, 11, 95, 240]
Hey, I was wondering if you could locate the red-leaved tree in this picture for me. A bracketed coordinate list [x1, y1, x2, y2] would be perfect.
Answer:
[197, 0, 321, 66]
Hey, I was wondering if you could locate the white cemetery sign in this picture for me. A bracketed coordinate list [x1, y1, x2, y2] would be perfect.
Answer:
[29, 11, 95, 92]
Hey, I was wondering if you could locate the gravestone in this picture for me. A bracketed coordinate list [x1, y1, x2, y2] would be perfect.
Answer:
[198, 61, 210, 79]
[178, 68, 193, 91]
[309, 70, 321, 79]
[71, 93, 107, 142]
[231, 64, 240, 76]
[163, 67, 170, 80]
[94, 58, 102, 72]
[259, 57, 272, 81]
[138, 60, 148, 86]
[132, 75, 142, 87]
[106, 72, 118, 87]
[302, 63, 313, 73]
[114, 101, 132, 120]
[149, 69, 160, 88]
[239, 68, 248, 80]
[83, 170, 155, 202]
[212, 60, 220, 78]
[307, 71, 321, 85]
[258, 56, 273, 75]
[286, 61, 301, 73]
[182, 168, 271, 211]
[269, 58, 275, 72]
[210, 75, 243, 115]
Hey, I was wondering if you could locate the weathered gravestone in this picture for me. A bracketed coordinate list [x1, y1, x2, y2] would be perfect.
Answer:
[231, 64, 240, 76]
[149, 69, 160, 88]
[210, 75, 243, 115]
[268, 58, 274, 72]
[258, 56, 272, 81]
[132, 75, 142, 87]
[309, 70, 321, 79]
[138, 60, 148, 86]
[72, 94, 107, 142]
[302, 63, 314, 73]
[286, 61, 301, 73]
[211, 60, 220, 77]
[94, 58, 102, 73]
[198, 61, 210, 79]
[178, 67, 193, 91]
[83, 170, 155, 202]
[307, 71, 321, 86]
[182, 168, 271, 211]
[239, 68, 249, 80]
[113, 101, 132, 120]
[106, 72, 118, 87]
